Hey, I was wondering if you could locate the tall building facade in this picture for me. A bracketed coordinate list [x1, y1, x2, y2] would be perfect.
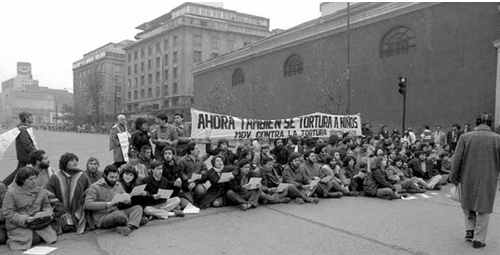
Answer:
[0, 62, 73, 127]
[123, 2, 271, 120]
[193, 2, 500, 131]
[72, 40, 134, 125]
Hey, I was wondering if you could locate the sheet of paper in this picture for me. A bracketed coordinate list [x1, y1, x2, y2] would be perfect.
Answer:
[157, 189, 173, 199]
[23, 246, 58, 255]
[33, 211, 52, 219]
[248, 177, 261, 190]
[322, 175, 333, 182]
[430, 192, 439, 195]
[309, 179, 320, 187]
[111, 193, 131, 204]
[130, 184, 146, 196]
[276, 183, 290, 193]
[401, 196, 417, 200]
[218, 172, 233, 183]
[419, 194, 431, 199]
[191, 173, 202, 181]
[182, 203, 200, 214]
[202, 180, 211, 189]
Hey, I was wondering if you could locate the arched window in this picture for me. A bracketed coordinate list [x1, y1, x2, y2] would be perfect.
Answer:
[284, 54, 303, 77]
[380, 26, 416, 58]
[232, 68, 244, 86]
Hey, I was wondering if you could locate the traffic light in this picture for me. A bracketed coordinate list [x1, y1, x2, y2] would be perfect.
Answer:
[398, 77, 407, 96]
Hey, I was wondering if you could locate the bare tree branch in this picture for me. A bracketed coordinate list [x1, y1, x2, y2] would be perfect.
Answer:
[202, 82, 236, 115]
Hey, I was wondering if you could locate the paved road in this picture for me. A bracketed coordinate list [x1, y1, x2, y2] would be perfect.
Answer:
[0, 131, 498, 255]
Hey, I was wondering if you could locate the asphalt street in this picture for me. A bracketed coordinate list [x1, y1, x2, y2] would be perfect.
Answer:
[0, 131, 498, 255]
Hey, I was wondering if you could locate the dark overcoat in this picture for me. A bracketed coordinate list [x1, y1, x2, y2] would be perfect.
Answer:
[450, 124, 500, 213]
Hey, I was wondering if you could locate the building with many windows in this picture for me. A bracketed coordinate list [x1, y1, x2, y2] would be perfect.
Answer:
[193, 2, 500, 130]
[72, 40, 133, 126]
[123, 2, 271, 120]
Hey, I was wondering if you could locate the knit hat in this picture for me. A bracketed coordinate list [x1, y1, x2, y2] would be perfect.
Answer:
[288, 152, 301, 163]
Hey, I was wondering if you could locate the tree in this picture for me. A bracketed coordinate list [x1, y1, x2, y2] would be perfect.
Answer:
[242, 79, 270, 119]
[85, 68, 104, 126]
[202, 82, 236, 115]
[306, 39, 348, 115]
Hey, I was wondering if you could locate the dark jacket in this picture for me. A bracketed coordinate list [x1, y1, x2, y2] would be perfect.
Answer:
[130, 129, 151, 152]
[253, 166, 281, 192]
[178, 155, 208, 192]
[198, 167, 235, 208]
[15, 124, 36, 163]
[371, 167, 395, 191]
[205, 145, 237, 166]
[408, 158, 438, 181]
[282, 163, 310, 189]
[228, 168, 253, 194]
[270, 147, 290, 165]
[162, 158, 182, 197]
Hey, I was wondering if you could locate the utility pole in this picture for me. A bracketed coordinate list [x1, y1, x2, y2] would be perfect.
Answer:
[398, 77, 407, 131]
[346, 2, 351, 114]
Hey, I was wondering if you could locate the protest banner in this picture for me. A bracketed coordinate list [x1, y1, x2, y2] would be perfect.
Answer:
[117, 132, 130, 162]
[190, 108, 362, 140]
[0, 128, 21, 160]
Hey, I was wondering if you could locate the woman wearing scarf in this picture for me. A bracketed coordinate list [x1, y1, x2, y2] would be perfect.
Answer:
[198, 155, 235, 209]
[226, 159, 261, 211]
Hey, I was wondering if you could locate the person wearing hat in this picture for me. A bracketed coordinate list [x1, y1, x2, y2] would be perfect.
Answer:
[3, 111, 37, 187]
[450, 113, 500, 249]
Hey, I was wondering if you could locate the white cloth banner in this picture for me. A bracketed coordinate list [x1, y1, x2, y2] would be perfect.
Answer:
[190, 108, 362, 140]
[117, 131, 130, 162]
[26, 127, 39, 150]
[0, 128, 21, 160]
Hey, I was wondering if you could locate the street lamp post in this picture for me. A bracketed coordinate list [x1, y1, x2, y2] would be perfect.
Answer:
[134, 35, 165, 112]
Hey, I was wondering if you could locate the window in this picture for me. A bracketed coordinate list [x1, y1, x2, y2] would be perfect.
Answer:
[134, 90, 138, 99]
[141, 89, 145, 98]
[141, 48, 145, 59]
[148, 59, 152, 69]
[164, 84, 169, 96]
[164, 54, 169, 65]
[173, 36, 178, 47]
[127, 53, 131, 61]
[380, 26, 416, 58]
[210, 53, 219, 59]
[164, 69, 169, 80]
[134, 64, 137, 74]
[163, 39, 169, 51]
[148, 88, 152, 98]
[193, 35, 202, 47]
[232, 68, 244, 86]
[155, 86, 160, 98]
[127, 66, 131, 76]
[173, 67, 178, 79]
[141, 75, 145, 86]
[128, 92, 131, 100]
[128, 78, 131, 88]
[284, 54, 303, 77]
[173, 83, 178, 94]
[211, 36, 219, 48]
[148, 45, 153, 56]
[141, 62, 144, 72]
[156, 71, 160, 83]
[134, 77, 138, 86]
[173, 52, 178, 64]
[148, 74, 152, 85]
[193, 51, 202, 63]
[128, 104, 132, 111]
[134, 51, 137, 60]
[156, 57, 160, 68]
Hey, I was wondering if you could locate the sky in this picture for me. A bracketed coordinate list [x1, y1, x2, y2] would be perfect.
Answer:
[0, 0, 325, 92]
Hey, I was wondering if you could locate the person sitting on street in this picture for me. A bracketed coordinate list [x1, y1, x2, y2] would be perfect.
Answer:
[85, 157, 103, 184]
[198, 155, 235, 209]
[370, 156, 401, 200]
[206, 138, 237, 166]
[139, 161, 184, 219]
[120, 150, 148, 182]
[138, 145, 153, 167]
[161, 146, 190, 208]
[84, 165, 144, 236]
[2, 167, 57, 250]
[226, 159, 262, 211]
[45, 153, 92, 235]
[178, 142, 208, 207]
[29, 150, 56, 188]
[385, 156, 424, 194]
[270, 138, 290, 166]
[298, 151, 342, 199]
[408, 151, 443, 190]
[282, 152, 323, 204]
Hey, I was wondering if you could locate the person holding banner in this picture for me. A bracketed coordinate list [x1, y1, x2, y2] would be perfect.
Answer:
[3, 111, 37, 187]
[109, 115, 130, 168]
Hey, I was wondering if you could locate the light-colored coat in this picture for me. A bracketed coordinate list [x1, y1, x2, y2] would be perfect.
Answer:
[450, 125, 500, 214]
[109, 124, 129, 162]
[2, 185, 56, 250]
[84, 178, 126, 228]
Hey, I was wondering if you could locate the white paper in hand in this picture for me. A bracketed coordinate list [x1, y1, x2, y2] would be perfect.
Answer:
[218, 172, 233, 183]
[130, 184, 146, 196]
[309, 180, 320, 188]
[111, 193, 131, 204]
[202, 180, 212, 189]
[23, 246, 58, 255]
[276, 183, 289, 193]
[157, 189, 173, 199]
[191, 173, 202, 181]
[247, 177, 262, 190]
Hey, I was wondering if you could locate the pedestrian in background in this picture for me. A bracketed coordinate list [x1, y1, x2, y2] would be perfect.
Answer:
[450, 113, 500, 249]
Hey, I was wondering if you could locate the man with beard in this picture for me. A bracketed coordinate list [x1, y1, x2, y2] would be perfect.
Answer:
[161, 147, 189, 207]
[270, 139, 290, 166]
[85, 165, 143, 236]
[29, 150, 55, 188]
[3, 112, 38, 186]
[178, 142, 208, 206]
[282, 152, 320, 204]
[298, 151, 343, 198]
[45, 153, 92, 234]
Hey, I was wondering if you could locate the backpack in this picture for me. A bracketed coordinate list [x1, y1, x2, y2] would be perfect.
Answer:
[363, 172, 378, 197]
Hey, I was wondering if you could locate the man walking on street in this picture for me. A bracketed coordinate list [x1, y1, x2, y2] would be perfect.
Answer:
[450, 113, 500, 249]
[3, 112, 37, 186]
